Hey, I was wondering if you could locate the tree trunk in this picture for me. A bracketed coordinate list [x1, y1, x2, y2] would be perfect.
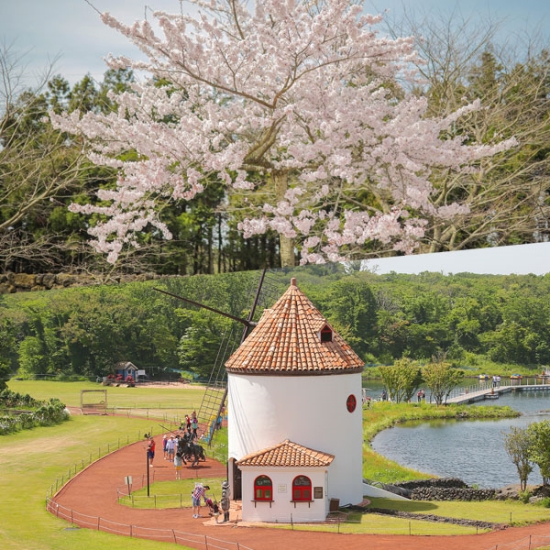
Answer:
[273, 170, 295, 267]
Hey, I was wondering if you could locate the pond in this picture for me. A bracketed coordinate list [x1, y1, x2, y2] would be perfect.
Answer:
[367, 382, 550, 488]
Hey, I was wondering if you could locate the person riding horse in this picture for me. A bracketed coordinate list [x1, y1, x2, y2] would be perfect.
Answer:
[177, 432, 206, 467]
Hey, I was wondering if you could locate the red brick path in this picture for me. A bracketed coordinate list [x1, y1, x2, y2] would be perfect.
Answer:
[52, 434, 550, 550]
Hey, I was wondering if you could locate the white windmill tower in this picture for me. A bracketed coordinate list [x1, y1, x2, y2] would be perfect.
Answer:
[225, 278, 364, 522]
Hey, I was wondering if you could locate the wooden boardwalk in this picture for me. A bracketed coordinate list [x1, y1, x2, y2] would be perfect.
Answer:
[446, 381, 550, 404]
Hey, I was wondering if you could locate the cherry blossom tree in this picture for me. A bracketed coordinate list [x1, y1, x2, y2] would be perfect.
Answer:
[50, 0, 516, 266]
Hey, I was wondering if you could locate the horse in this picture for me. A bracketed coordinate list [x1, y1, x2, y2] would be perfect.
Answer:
[177, 434, 206, 467]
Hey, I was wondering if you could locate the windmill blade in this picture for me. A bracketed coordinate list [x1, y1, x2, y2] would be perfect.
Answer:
[155, 268, 282, 446]
[198, 268, 277, 445]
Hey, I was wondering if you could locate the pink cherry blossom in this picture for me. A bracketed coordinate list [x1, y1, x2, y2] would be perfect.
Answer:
[50, 0, 516, 264]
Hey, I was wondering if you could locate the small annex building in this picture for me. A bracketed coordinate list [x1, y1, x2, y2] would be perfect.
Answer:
[114, 361, 138, 380]
[226, 277, 364, 523]
[237, 440, 335, 522]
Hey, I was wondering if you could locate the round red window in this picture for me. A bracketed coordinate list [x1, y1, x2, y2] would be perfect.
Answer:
[346, 394, 357, 413]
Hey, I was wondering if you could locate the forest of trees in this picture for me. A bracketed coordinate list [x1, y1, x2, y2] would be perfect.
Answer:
[1, 8, 550, 275]
[1, 266, 549, 382]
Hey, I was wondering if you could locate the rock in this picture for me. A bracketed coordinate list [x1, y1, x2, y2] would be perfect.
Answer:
[394, 478, 496, 502]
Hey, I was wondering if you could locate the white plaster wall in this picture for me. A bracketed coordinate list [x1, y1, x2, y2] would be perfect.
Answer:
[228, 372, 363, 505]
[362, 482, 409, 501]
[240, 467, 329, 523]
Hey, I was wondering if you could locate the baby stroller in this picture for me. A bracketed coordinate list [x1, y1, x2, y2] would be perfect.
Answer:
[205, 497, 221, 520]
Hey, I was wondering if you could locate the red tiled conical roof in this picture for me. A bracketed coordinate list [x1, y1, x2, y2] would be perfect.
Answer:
[236, 439, 335, 468]
[225, 278, 364, 375]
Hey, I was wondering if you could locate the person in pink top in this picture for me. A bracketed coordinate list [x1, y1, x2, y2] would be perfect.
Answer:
[191, 484, 209, 518]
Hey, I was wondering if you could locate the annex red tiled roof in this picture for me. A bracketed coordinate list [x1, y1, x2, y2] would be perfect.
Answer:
[225, 278, 364, 375]
[236, 440, 335, 468]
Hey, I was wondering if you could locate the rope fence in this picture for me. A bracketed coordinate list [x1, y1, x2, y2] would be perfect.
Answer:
[43, 422, 550, 550]
[115, 463, 228, 508]
[45, 426, 156, 498]
[46, 498, 253, 550]
[485, 534, 550, 550]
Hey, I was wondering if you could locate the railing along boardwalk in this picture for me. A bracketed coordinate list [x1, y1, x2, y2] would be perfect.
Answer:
[445, 377, 550, 404]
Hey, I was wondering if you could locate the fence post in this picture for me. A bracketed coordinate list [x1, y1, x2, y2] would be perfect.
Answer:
[204, 535, 209, 549]
[97, 516, 100, 530]
[172, 529, 177, 544]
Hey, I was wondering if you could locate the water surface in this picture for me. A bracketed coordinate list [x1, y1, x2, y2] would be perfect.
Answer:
[370, 389, 550, 488]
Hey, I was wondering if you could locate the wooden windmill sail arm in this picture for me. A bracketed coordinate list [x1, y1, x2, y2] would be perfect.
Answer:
[152, 287, 256, 328]
[239, 267, 267, 343]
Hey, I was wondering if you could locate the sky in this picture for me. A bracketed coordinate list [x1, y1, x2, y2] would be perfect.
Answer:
[2, 0, 550, 87]
[364, 242, 550, 276]
[2, 0, 550, 276]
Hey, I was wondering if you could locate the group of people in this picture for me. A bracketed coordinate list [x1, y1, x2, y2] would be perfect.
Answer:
[162, 433, 186, 479]
[191, 481, 231, 522]
[181, 410, 199, 439]
[145, 430, 231, 522]
[492, 375, 502, 388]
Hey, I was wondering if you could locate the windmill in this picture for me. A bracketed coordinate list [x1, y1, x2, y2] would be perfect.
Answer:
[154, 268, 281, 444]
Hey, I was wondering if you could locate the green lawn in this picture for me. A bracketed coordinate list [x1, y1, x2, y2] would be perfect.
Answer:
[2, 380, 549, 549]
[1, 380, 203, 550]
[268, 513, 485, 535]
[121, 477, 226, 509]
[367, 497, 550, 527]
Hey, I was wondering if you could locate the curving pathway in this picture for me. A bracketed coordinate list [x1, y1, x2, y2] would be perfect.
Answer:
[52, 434, 550, 550]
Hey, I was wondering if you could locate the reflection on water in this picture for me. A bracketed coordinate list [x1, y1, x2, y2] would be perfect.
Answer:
[370, 389, 550, 488]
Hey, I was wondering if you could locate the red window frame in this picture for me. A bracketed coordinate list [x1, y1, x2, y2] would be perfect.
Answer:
[254, 475, 273, 501]
[347, 394, 357, 413]
[292, 475, 312, 501]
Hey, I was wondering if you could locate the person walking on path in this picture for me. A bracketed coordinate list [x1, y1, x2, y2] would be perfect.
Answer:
[191, 415, 199, 439]
[174, 452, 183, 480]
[146, 436, 156, 467]
[162, 434, 168, 459]
[166, 436, 176, 461]
[191, 483, 209, 518]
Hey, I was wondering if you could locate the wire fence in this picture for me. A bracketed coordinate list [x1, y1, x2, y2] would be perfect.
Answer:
[43, 422, 550, 549]
[45, 427, 156, 498]
[485, 534, 550, 550]
[46, 498, 254, 550]
[115, 463, 228, 508]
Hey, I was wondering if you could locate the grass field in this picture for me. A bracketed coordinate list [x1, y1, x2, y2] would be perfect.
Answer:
[1, 380, 202, 550]
[2, 380, 550, 550]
